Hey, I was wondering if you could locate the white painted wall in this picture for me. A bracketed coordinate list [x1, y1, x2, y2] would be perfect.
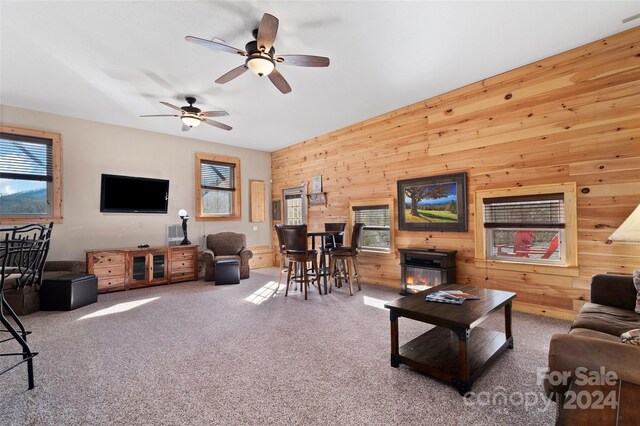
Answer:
[1, 105, 272, 261]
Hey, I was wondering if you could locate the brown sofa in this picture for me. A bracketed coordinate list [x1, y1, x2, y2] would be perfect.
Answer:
[545, 274, 640, 404]
[202, 232, 253, 281]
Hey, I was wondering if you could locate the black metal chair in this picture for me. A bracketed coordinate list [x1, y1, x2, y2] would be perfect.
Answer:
[1, 222, 53, 390]
[323, 222, 346, 249]
[281, 225, 321, 300]
[329, 223, 365, 296]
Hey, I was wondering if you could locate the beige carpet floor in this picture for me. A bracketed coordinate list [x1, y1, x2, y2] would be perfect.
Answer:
[1, 267, 569, 425]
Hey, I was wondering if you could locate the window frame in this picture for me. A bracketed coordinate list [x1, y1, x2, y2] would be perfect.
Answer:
[474, 183, 578, 276]
[195, 153, 241, 221]
[0, 126, 62, 224]
[348, 198, 395, 255]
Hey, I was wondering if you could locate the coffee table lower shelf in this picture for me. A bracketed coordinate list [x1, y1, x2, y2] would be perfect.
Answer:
[394, 326, 509, 393]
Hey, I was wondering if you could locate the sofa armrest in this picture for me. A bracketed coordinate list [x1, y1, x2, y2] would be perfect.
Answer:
[44, 261, 86, 273]
[546, 333, 640, 398]
[591, 274, 637, 311]
[201, 249, 215, 267]
[239, 248, 253, 265]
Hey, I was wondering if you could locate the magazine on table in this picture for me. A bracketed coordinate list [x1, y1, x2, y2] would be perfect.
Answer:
[425, 290, 480, 304]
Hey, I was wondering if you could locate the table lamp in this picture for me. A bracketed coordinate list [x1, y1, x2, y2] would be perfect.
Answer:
[609, 203, 640, 243]
[178, 209, 191, 245]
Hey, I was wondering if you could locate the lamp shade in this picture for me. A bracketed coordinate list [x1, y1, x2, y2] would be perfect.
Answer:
[246, 55, 275, 76]
[178, 209, 188, 218]
[609, 203, 640, 242]
[181, 115, 201, 128]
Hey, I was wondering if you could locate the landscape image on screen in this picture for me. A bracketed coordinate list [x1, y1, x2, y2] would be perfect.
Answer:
[403, 182, 458, 223]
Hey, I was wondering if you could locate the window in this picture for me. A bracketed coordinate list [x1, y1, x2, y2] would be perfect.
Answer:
[283, 186, 306, 225]
[195, 153, 241, 220]
[349, 198, 395, 254]
[474, 183, 578, 275]
[0, 126, 62, 224]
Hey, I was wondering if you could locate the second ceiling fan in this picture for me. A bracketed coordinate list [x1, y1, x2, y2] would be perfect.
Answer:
[185, 13, 330, 94]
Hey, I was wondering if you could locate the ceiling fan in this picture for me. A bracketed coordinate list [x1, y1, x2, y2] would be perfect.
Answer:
[139, 97, 231, 131]
[185, 13, 330, 94]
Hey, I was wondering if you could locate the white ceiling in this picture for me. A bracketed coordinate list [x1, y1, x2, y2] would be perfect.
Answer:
[1, 1, 639, 152]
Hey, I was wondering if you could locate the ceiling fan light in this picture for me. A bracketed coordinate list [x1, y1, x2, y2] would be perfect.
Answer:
[246, 55, 275, 76]
[181, 115, 201, 128]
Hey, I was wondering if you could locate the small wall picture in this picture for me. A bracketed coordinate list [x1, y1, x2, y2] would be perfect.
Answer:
[272, 199, 282, 221]
[311, 175, 322, 194]
[397, 172, 467, 232]
[308, 192, 326, 207]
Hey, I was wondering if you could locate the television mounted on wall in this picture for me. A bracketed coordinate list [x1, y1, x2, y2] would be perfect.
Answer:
[100, 174, 169, 213]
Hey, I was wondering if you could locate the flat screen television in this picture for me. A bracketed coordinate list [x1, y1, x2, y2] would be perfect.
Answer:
[100, 174, 169, 213]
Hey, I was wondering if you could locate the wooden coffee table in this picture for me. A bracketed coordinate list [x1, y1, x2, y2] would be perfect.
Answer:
[384, 284, 516, 395]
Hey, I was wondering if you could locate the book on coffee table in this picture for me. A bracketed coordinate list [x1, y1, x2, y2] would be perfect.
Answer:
[425, 290, 480, 304]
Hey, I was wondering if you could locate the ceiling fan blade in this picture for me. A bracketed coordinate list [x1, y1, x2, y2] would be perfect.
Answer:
[182, 123, 191, 132]
[215, 65, 248, 84]
[140, 114, 179, 117]
[275, 54, 330, 67]
[204, 119, 232, 131]
[185, 36, 247, 56]
[160, 101, 184, 112]
[201, 111, 229, 117]
[268, 68, 292, 94]
[257, 13, 279, 52]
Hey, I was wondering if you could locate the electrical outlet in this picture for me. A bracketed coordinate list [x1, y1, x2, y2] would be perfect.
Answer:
[253, 225, 258, 231]
[313, 222, 319, 229]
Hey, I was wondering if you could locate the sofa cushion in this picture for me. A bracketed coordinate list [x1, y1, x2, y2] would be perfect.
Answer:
[569, 327, 623, 343]
[213, 255, 241, 262]
[634, 269, 640, 313]
[572, 302, 640, 336]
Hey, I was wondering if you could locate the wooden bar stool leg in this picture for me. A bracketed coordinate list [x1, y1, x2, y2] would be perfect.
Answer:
[346, 258, 354, 296]
[302, 260, 308, 300]
[353, 256, 361, 291]
[328, 257, 335, 293]
[312, 258, 322, 296]
[285, 261, 293, 297]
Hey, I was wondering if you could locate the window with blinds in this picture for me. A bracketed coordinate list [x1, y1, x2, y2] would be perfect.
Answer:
[353, 205, 390, 252]
[196, 153, 240, 219]
[483, 193, 565, 263]
[0, 131, 54, 217]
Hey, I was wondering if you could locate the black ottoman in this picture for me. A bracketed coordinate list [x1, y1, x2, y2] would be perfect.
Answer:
[40, 273, 98, 311]
[214, 259, 240, 285]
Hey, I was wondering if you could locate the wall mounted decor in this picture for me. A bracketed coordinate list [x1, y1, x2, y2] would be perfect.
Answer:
[272, 199, 282, 221]
[311, 175, 322, 194]
[397, 172, 467, 232]
[308, 192, 326, 207]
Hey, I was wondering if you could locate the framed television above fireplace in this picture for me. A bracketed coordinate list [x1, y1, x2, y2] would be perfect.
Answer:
[100, 174, 169, 214]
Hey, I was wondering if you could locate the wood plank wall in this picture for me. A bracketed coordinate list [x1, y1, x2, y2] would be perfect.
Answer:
[271, 27, 640, 320]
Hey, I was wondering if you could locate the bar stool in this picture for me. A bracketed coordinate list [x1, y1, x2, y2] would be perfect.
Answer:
[274, 224, 287, 287]
[329, 223, 365, 296]
[282, 225, 321, 300]
[323, 222, 346, 249]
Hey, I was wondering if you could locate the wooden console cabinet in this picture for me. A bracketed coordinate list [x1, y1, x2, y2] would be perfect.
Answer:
[86, 245, 198, 293]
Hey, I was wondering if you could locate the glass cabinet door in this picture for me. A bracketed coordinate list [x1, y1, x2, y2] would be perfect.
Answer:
[132, 255, 148, 282]
[151, 253, 166, 280]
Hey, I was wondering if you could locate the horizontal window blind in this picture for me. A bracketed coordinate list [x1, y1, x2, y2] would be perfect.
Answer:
[0, 133, 53, 182]
[353, 205, 390, 230]
[200, 161, 235, 191]
[483, 193, 564, 229]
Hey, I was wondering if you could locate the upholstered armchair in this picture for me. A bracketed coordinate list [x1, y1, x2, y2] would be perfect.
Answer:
[202, 232, 253, 281]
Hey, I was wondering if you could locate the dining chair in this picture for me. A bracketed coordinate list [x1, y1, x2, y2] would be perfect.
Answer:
[281, 225, 321, 300]
[328, 223, 365, 296]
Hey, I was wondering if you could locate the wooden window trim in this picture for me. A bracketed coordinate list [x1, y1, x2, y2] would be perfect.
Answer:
[195, 153, 241, 221]
[348, 198, 395, 256]
[0, 125, 62, 224]
[474, 183, 579, 276]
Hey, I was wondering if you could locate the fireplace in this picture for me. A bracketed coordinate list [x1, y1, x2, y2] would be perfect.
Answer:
[399, 248, 457, 295]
